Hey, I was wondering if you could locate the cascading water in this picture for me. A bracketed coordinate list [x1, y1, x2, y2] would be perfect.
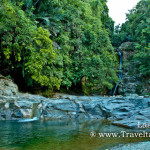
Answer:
[18, 103, 41, 123]
[18, 117, 39, 123]
[113, 52, 123, 96]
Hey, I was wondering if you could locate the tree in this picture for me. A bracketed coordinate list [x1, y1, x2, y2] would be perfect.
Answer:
[0, 0, 118, 94]
[126, 0, 150, 77]
[0, 0, 62, 90]
[25, 0, 118, 94]
[111, 0, 150, 78]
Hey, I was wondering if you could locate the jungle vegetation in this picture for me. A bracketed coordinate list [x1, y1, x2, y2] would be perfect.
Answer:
[111, 0, 150, 78]
[0, 0, 149, 95]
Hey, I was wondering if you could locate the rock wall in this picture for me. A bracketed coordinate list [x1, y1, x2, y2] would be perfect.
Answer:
[0, 78, 150, 129]
[117, 42, 150, 95]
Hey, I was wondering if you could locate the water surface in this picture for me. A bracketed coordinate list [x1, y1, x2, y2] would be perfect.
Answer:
[0, 120, 149, 150]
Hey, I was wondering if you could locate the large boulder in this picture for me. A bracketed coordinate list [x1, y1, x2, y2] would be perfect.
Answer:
[0, 78, 18, 96]
[0, 78, 150, 130]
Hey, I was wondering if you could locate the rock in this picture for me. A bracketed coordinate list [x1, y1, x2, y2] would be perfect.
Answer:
[20, 109, 32, 118]
[134, 115, 147, 120]
[111, 141, 150, 150]
[4, 102, 9, 109]
[4, 109, 12, 120]
[115, 97, 126, 100]
[117, 42, 150, 95]
[139, 108, 150, 119]
[1, 112, 6, 119]
[53, 93, 78, 100]
[144, 95, 149, 98]
[118, 42, 135, 52]
[12, 109, 23, 118]
[125, 94, 138, 98]
[14, 100, 37, 109]
[0, 79, 18, 96]
[0, 79, 150, 129]
[0, 92, 150, 129]
[51, 99, 77, 112]
[44, 109, 68, 119]
[112, 119, 138, 129]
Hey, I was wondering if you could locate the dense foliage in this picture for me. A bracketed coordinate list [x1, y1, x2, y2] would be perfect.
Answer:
[112, 0, 150, 77]
[127, 0, 150, 77]
[30, 0, 118, 94]
[0, 0, 62, 90]
[1, 0, 149, 95]
[0, 0, 118, 94]
[111, 22, 133, 48]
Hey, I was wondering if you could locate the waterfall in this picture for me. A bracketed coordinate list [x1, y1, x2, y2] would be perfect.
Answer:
[18, 103, 41, 123]
[18, 117, 39, 123]
[113, 52, 123, 96]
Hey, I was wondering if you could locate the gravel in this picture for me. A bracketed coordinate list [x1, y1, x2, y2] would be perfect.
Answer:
[110, 141, 150, 150]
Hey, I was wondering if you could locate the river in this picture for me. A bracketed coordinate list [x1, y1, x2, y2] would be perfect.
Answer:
[0, 120, 149, 150]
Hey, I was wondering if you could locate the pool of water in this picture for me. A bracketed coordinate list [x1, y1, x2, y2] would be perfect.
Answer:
[0, 120, 149, 150]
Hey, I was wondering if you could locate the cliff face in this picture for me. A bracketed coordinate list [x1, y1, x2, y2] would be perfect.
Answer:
[118, 42, 150, 96]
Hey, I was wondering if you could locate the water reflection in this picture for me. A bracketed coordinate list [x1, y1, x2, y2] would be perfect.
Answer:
[0, 120, 149, 150]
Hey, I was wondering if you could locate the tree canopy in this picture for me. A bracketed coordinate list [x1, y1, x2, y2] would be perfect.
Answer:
[1, 0, 149, 95]
[112, 0, 150, 77]
[0, 0, 121, 94]
[127, 0, 150, 77]
[0, 0, 62, 90]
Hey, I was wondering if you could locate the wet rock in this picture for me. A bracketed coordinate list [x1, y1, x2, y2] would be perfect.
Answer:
[0, 79, 150, 129]
[12, 109, 23, 118]
[112, 119, 139, 129]
[4, 102, 9, 109]
[77, 113, 90, 120]
[20, 109, 32, 118]
[1, 112, 6, 119]
[44, 109, 68, 119]
[0, 92, 150, 129]
[4, 109, 12, 119]
[144, 95, 149, 98]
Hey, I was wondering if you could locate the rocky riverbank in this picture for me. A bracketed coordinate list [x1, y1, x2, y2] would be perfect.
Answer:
[0, 79, 150, 129]
[111, 141, 150, 150]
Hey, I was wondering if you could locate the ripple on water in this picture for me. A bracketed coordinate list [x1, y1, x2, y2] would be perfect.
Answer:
[0, 120, 149, 150]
